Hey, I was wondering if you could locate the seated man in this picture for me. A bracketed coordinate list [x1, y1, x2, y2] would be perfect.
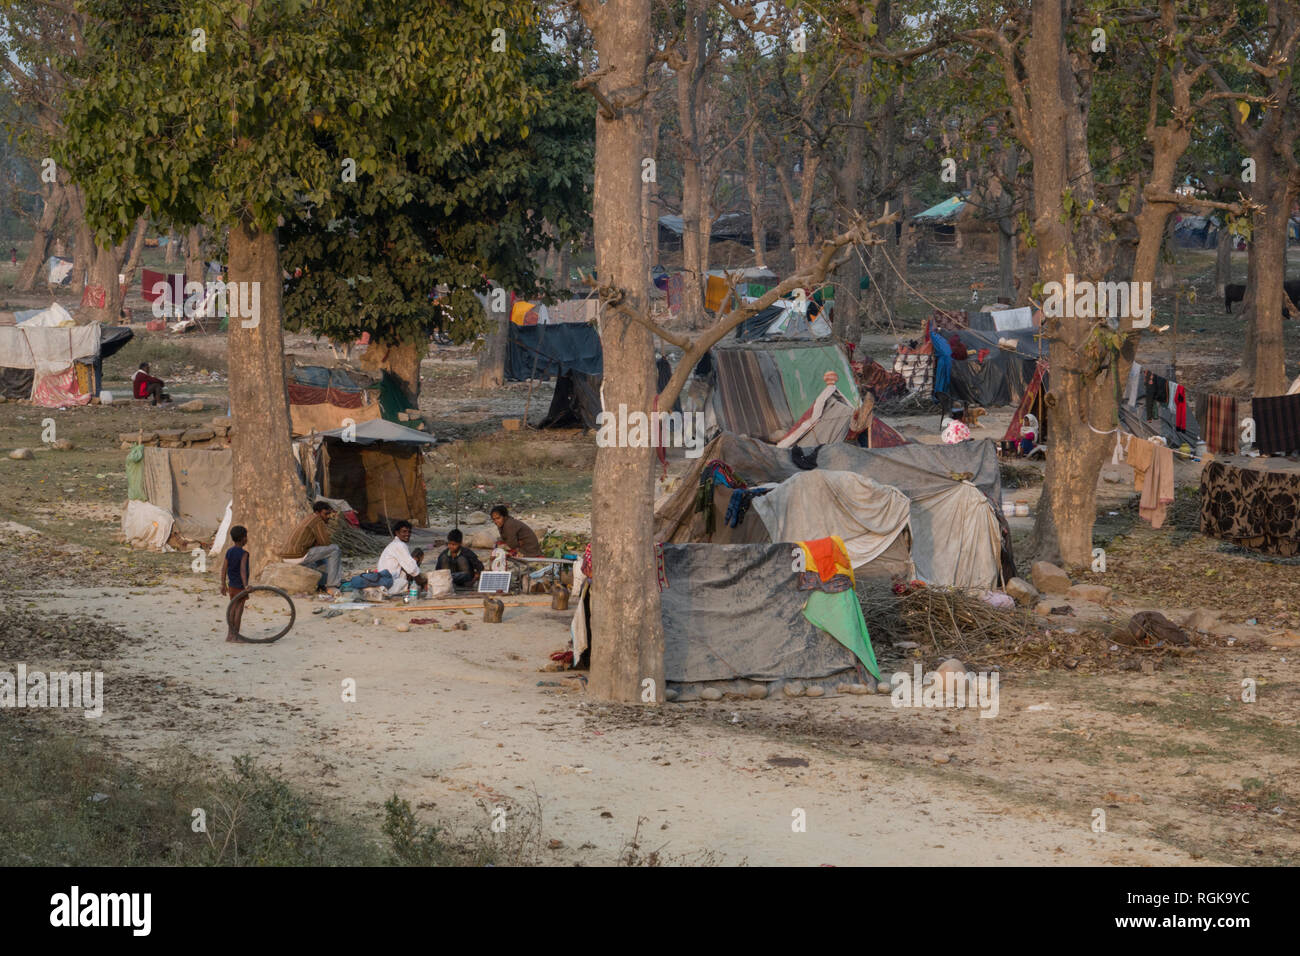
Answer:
[280, 500, 342, 596]
[490, 505, 542, 557]
[435, 529, 484, 588]
[378, 520, 428, 595]
[132, 362, 170, 405]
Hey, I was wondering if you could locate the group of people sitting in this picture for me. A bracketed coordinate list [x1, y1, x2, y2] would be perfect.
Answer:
[273, 500, 543, 599]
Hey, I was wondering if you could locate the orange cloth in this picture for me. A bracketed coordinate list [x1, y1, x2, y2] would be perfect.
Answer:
[705, 275, 731, 312]
[799, 536, 853, 583]
[1139, 443, 1175, 528]
[1127, 436, 1154, 492]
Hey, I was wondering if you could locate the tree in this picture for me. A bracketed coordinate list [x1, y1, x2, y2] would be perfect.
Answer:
[61, 0, 541, 574]
[1192, 1, 1300, 396]
[279, 37, 593, 402]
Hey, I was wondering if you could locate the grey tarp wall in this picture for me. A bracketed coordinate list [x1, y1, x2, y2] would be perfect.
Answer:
[505, 323, 602, 381]
[661, 542, 862, 700]
[142, 447, 232, 540]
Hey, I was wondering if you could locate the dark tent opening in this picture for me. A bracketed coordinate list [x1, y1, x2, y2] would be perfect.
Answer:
[537, 370, 602, 429]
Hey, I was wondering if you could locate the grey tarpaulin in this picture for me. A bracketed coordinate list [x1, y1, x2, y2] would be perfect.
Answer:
[655, 432, 1014, 583]
[946, 327, 1043, 407]
[661, 542, 861, 699]
[505, 323, 602, 381]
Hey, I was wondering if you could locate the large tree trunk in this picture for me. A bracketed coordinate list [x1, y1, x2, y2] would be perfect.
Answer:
[362, 337, 425, 408]
[1024, 0, 1112, 567]
[680, 158, 708, 328]
[583, 0, 663, 704]
[473, 294, 507, 390]
[65, 185, 134, 325]
[1251, 171, 1293, 397]
[744, 124, 766, 268]
[643, 113, 660, 267]
[185, 225, 206, 289]
[17, 180, 65, 292]
[227, 221, 306, 579]
[121, 216, 150, 293]
[832, 52, 869, 347]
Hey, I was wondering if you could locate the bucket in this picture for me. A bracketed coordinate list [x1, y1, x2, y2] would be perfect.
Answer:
[99, 390, 113, 405]
[1002, 500, 1016, 517]
[1015, 500, 1030, 517]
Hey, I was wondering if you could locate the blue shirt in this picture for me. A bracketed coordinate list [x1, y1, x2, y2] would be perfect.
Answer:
[225, 546, 248, 589]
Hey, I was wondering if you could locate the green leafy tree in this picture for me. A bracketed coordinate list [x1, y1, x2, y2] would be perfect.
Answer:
[59, 0, 541, 570]
[278, 40, 594, 401]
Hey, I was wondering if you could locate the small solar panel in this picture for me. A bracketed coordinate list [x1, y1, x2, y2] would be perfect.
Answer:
[478, 571, 512, 594]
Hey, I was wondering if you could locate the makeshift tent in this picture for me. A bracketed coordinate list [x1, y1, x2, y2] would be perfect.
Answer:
[947, 326, 1045, 407]
[18, 302, 75, 327]
[911, 195, 966, 247]
[705, 340, 859, 442]
[297, 419, 437, 530]
[505, 322, 602, 382]
[139, 446, 232, 541]
[0, 321, 103, 406]
[749, 469, 912, 572]
[291, 400, 381, 436]
[287, 365, 382, 435]
[1002, 362, 1050, 449]
[655, 432, 1012, 588]
[659, 542, 874, 701]
[536, 370, 602, 429]
[732, 299, 831, 340]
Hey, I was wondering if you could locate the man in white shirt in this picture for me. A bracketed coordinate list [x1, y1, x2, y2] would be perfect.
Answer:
[377, 521, 427, 595]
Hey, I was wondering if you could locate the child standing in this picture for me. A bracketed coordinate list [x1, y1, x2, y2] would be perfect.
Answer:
[222, 526, 250, 643]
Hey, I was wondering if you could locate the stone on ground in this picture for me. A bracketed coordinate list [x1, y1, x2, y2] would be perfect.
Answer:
[1005, 576, 1040, 607]
[1067, 583, 1112, 605]
[1031, 560, 1071, 594]
[258, 562, 324, 594]
[8, 448, 33, 460]
[176, 399, 205, 412]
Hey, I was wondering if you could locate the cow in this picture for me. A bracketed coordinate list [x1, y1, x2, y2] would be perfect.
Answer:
[1225, 279, 1300, 317]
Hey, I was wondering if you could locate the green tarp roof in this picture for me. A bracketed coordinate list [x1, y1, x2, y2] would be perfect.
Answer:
[913, 195, 967, 221]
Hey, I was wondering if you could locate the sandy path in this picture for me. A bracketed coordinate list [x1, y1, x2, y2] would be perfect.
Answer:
[16, 581, 1206, 866]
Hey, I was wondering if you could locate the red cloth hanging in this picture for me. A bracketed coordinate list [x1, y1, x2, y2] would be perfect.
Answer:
[1174, 385, 1187, 431]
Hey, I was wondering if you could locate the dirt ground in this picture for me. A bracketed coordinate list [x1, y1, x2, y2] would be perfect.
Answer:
[1, 248, 1298, 865]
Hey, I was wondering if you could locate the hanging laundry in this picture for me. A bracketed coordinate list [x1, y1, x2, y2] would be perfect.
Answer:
[1139, 443, 1175, 528]
[1143, 371, 1168, 421]
[1174, 384, 1187, 431]
[1251, 393, 1300, 455]
[724, 486, 771, 528]
[1191, 390, 1211, 438]
[1127, 435, 1155, 492]
[1205, 394, 1239, 455]
[1124, 363, 1143, 406]
[1112, 432, 1127, 465]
